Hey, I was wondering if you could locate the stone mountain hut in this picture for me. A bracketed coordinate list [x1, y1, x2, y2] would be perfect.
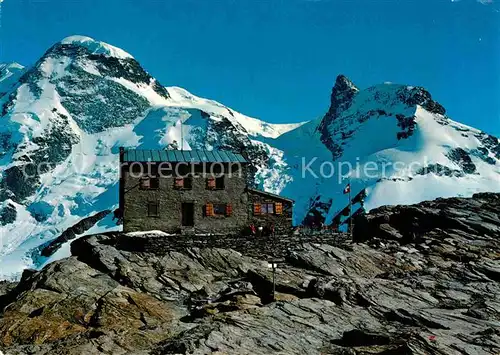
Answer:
[119, 148, 294, 235]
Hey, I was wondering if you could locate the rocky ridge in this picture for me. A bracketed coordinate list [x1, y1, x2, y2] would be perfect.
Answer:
[0, 193, 498, 354]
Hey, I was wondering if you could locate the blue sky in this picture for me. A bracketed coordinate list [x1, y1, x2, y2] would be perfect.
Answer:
[2, 0, 499, 135]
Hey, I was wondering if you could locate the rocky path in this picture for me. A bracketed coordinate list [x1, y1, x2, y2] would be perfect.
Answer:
[0, 193, 499, 354]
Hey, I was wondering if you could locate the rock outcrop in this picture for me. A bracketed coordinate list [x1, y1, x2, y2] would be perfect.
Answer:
[40, 209, 111, 257]
[353, 192, 500, 244]
[0, 193, 499, 354]
[0, 282, 16, 298]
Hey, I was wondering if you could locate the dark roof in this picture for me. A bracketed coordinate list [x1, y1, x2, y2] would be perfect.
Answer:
[122, 149, 248, 163]
[247, 187, 294, 203]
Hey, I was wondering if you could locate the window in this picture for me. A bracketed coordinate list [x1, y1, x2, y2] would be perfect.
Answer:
[213, 203, 226, 216]
[253, 202, 276, 215]
[205, 203, 232, 217]
[174, 177, 192, 190]
[147, 202, 159, 217]
[207, 176, 225, 190]
[141, 177, 159, 190]
[262, 203, 274, 214]
[183, 177, 193, 190]
[215, 176, 225, 189]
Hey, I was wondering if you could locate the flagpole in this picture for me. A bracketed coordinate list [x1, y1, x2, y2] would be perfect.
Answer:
[348, 177, 352, 238]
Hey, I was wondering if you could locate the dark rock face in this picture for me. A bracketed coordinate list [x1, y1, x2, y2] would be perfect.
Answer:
[0, 110, 79, 203]
[317, 75, 359, 158]
[471, 147, 497, 165]
[0, 202, 17, 226]
[416, 163, 464, 177]
[1, 71, 80, 201]
[446, 147, 477, 174]
[0, 41, 168, 204]
[398, 86, 446, 115]
[1, 195, 499, 354]
[326, 75, 359, 120]
[56, 63, 150, 133]
[353, 192, 500, 243]
[40, 210, 111, 257]
[40, 44, 156, 133]
[48, 43, 169, 100]
[0, 92, 17, 118]
[477, 132, 500, 160]
[396, 113, 417, 140]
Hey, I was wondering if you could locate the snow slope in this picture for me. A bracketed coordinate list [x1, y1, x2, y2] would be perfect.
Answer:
[0, 36, 498, 280]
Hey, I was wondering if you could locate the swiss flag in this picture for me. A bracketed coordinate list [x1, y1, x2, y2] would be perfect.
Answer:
[343, 183, 351, 194]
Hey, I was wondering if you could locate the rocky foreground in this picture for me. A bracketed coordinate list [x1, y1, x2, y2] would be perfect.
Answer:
[0, 193, 499, 354]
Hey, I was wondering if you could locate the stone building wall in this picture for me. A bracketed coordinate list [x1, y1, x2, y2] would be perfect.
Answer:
[112, 231, 348, 259]
[122, 162, 250, 234]
[248, 190, 293, 234]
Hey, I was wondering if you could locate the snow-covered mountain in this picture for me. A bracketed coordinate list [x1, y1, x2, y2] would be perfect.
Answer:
[0, 35, 498, 279]
[275, 75, 500, 227]
[0, 62, 25, 97]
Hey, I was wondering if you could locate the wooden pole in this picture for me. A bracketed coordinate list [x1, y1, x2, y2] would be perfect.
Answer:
[272, 263, 276, 301]
[118, 147, 125, 224]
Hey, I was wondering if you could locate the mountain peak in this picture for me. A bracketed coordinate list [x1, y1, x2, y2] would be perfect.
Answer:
[334, 74, 358, 92]
[327, 74, 359, 119]
[316, 75, 359, 143]
[59, 35, 133, 59]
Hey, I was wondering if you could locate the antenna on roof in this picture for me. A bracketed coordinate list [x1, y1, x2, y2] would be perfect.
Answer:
[180, 119, 183, 150]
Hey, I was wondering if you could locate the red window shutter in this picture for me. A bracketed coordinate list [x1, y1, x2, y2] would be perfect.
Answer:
[207, 177, 216, 189]
[226, 204, 233, 216]
[275, 202, 283, 215]
[175, 178, 184, 189]
[253, 203, 261, 215]
[206, 203, 214, 217]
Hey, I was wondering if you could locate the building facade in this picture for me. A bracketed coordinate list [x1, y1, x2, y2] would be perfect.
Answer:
[247, 188, 294, 235]
[119, 148, 293, 235]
